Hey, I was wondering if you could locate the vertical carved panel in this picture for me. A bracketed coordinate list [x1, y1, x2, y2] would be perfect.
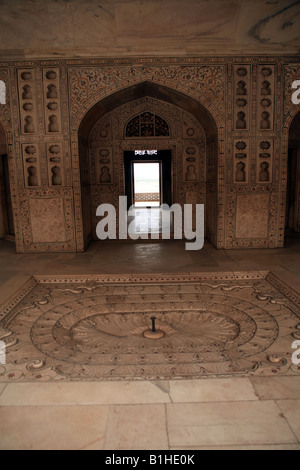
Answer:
[233, 65, 251, 131]
[17, 69, 37, 135]
[257, 138, 273, 183]
[97, 147, 114, 185]
[42, 68, 62, 134]
[46, 143, 64, 187]
[30, 198, 65, 243]
[183, 145, 199, 183]
[257, 65, 275, 131]
[182, 114, 205, 184]
[234, 138, 249, 183]
[22, 143, 41, 187]
[236, 194, 270, 239]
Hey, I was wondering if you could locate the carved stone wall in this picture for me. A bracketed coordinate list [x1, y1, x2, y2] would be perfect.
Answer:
[87, 97, 206, 241]
[0, 56, 298, 252]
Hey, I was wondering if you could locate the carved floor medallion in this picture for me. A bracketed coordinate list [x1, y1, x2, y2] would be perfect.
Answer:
[0, 272, 299, 382]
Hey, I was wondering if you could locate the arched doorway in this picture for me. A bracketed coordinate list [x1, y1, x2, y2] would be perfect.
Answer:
[78, 82, 219, 250]
[0, 123, 14, 241]
[286, 111, 300, 236]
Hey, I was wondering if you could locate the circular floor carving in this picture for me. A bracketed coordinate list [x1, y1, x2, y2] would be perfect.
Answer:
[1, 274, 299, 381]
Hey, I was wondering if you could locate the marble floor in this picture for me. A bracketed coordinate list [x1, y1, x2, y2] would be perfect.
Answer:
[0, 235, 300, 450]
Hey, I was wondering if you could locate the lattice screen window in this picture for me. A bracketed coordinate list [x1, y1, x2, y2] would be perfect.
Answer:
[125, 112, 170, 137]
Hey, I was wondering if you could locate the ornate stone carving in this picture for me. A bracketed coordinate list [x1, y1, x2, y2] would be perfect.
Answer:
[88, 96, 206, 240]
[42, 67, 62, 134]
[0, 57, 299, 252]
[18, 188, 76, 252]
[69, 65, 225, 122]
[257, 64, 274, 130]
[1, 272, 299, 382]
[22, 143, 41, 188]
[46, 142, 64, 187]
[30, 198, 65, 242]
[233, 65, 250, 131]
[17, 69, 37, 135]
[234, 139, 249, 183]
[236, 194, 270, 239]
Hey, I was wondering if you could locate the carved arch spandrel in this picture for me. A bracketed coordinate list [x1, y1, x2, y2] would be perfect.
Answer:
[72, 74, 223, 251]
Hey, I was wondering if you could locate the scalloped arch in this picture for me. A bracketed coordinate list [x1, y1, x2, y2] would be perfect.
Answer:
[77, 80, 220, 139]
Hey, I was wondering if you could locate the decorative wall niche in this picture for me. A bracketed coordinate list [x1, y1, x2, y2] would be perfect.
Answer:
[42, 68, 62, 134]
[18, 69, 38, 135]
[22, 143, 41, 187]
[233, 65, 251, 131]
[89, 144, 114, 185]
[257, 139, 273, 183]
[46, 143, 64, 187]
[183, 145, 199, 182]
[257, 65, 275, 131]
[234, 139, 249, 183]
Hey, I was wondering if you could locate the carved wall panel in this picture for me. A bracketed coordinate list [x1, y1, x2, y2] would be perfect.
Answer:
[46, 143, 64, 187]
[234, 138, 249, 183]
[236, 194, 270, 239]
[42, 68, 62, 135]
[233, 65, 251, 131]
[89, 144, 114, 186]
[257, 138, 273, 184]
[69, 65, 225, 124]
[17, 69, 38, 136]
[0, 57, 299, 252]
[257, 65, 275, 131]
[224, 185, 278, 249]
[30, 198, 65, 243]
[19, 188, 76, 252]
[22, 143, 41, 188]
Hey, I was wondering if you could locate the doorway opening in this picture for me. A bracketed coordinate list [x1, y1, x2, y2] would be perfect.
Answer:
[124, 150, 172, 236]
[133, 161, 161, 208]
[78, 83, 220, 251]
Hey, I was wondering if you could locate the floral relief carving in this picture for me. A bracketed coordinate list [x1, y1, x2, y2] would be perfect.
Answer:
[19, 188, 76, 252]
[236, 194, 270, 239]
[30, 198, 65, 243]
[69, 65, 225, 122]
[0, 57, 299, 252]
[1, 273, 299, 382]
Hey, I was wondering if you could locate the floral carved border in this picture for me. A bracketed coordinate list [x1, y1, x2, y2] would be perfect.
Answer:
[18, 187, 76, 252]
